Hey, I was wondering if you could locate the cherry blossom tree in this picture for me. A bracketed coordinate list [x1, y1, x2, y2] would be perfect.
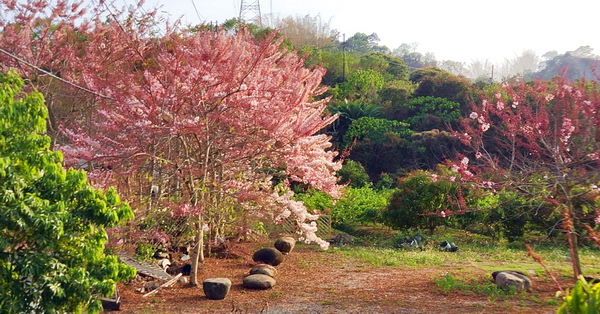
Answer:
[1, 0, 343, 285]
[454, 77, 600, 279]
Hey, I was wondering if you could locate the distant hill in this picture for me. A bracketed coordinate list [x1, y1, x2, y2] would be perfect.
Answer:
[531, 53, 600, 81]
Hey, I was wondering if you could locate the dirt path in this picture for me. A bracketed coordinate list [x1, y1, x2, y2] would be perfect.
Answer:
[116, 244, 561, 313]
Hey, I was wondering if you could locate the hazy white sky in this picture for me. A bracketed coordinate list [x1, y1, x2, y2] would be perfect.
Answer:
[134, 0, 599, 64]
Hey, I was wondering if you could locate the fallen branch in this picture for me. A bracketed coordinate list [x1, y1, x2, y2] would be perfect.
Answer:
[143, 273, 183, 297]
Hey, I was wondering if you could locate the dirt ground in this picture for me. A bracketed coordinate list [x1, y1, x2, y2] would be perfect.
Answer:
[115, 242, 565, 313]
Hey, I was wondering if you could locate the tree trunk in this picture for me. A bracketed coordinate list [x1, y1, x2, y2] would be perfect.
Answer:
[566, 229, 582, 279]
[189, 214, 205, 286]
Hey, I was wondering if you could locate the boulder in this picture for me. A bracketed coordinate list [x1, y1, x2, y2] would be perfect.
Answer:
[439, 241, 458, 252]
[250, 264, 278, 277]
[203, 278, 232, 300]
[329, 232, 355, 245]
[252, 248, 284, 266]
[274, 236, 296, 255]
[493, 271, 531, 292]
[243, 274, 276, 289]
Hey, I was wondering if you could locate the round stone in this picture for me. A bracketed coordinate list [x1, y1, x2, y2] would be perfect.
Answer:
[203, 278, 232, 300]
[243, 274, 276, 290]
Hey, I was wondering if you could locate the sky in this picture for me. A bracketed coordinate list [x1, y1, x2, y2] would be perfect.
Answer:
[132, 0, 599, 64]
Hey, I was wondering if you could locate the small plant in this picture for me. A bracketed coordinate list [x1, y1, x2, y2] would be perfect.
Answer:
[135, 243, 159, 261]
[557, 276, 600, 313]
[270, 291, 283, 299]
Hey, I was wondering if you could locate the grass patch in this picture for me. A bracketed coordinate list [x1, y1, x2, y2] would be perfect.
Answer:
[325, 225, 600, 282]
[434, 272, 526, 301]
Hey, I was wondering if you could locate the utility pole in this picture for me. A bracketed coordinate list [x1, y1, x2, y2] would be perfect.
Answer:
[342, 34, 346, 82]
[239, 0, 262, 27]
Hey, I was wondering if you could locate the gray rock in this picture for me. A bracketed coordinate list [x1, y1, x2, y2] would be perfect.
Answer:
[329, 232, 355, 245]
[252, 248, 284, 266]
[250, 263, 278, 277]
[243, 274, 276, 289]
[203, 278, 232, 300]
[494, 271, 531, 292]
[274, 236, 296, 255]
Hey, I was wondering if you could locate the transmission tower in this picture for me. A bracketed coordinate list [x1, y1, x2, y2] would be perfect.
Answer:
[239, 0, 262, 26]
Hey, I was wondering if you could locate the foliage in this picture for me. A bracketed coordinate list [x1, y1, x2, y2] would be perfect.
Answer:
[358, 53, 409, 82]
[0, 70, 135, 313]
[297, 186, 393, 225]
[343, 32, 389, 54]
[327, 101, 383, 143]
[557, 276, 600, 313]
[334, 69, 385, 101]
[410, 67, 474, 115]
[329, 187, 393, 225]
[455, 75, 600, 279]
[400, 96, 461, 131]
[0, 0, 344, 286]
[343, 116, 410, 148]
[337, 160, 371, 188]
[383, 168, 493, 234]
[267, 14, 339, 48]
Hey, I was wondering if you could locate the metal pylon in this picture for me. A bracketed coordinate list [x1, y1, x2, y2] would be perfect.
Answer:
[239, 0, 262, 26]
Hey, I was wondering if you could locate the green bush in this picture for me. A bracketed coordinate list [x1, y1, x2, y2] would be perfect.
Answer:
[0, 70, 135, 313]
[558, 276, 600, 313]
[296, 186, 393, 225]
[337, 160, 371, 188]
[382, 169, 493, 234]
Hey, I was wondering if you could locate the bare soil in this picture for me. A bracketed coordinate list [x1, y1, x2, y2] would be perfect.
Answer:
[116, 242, 564, 313]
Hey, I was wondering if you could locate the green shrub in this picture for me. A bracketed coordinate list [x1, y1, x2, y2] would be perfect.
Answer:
[557, 276, 600, 313]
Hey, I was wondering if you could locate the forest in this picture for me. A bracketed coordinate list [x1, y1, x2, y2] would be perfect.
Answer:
[0, 0, 599, 312]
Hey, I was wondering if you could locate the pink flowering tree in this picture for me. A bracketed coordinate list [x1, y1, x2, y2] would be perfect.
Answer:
[454, 77, 600, 279]
[0, 0, 343, 285]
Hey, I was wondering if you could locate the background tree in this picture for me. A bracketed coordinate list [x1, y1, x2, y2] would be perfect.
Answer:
[0, 70, 135, 313]
[455, 76, 600, 279]
[266, 14, 338, 48]
[343, 32, 389, 54]
[1, 0, 343, 286]
[410, 67, 474, 116]
[399, 96, 461, 131]
[383, 168, 485, 234]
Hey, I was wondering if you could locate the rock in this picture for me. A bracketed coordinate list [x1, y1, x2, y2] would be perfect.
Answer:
[243, 274, 276, 289]
[203, 278, 232, 300]
[439, 241, 458, 252]
[329, 232, 355, 245]
[178, 276, 189, 284]
[493, 271, 531, 292]
[250, 264, 278, 277]
[252, 248, 284, 266]
[274, 236, 296, 255]
[157, 258, 171, 271]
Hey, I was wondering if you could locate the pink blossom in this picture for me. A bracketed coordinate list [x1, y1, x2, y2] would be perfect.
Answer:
[545, 94, 555, 101]
[461, 157, 469, 165]
[430, 174, 439, 182]
[469, 112, 479, 119]
[481, 123, 490, 132]
[475, 152, 483, 159]
[440, 211, 447, 218]
[482, 181, 494, 189]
